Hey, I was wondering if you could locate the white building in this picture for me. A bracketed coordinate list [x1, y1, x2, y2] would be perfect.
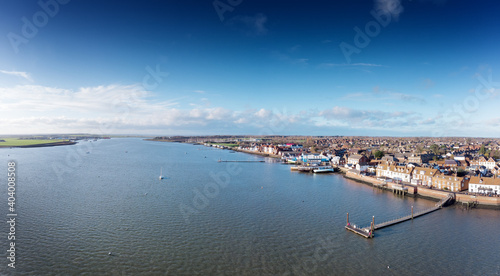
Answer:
[475, 157, 496, 170]
[330, 156, 341, 165]
[468, 176, 500, 195]
[376, 163, 414, 183]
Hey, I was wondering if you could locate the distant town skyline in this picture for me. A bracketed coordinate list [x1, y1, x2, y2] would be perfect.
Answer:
[1, 0, 500, 136]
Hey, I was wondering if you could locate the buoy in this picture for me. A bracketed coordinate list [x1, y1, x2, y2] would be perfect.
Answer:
[108, 252, 112, 255]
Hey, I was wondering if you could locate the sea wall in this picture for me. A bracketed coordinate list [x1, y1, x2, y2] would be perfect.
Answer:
[456, 194, 500, 208]
[345, 171, 500, 208]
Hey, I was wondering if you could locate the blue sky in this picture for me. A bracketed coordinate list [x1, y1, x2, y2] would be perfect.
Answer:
[1, 0, 500, 136]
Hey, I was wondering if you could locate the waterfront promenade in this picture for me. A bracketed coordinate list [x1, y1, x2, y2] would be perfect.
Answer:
[343, 170, 500, 208]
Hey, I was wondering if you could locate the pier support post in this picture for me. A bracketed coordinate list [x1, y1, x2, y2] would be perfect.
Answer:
[411, 206, 414, 219]
[370, 216, 375, 238]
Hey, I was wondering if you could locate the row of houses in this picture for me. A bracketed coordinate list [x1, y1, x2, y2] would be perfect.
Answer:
[239, 143, 306, 156]
[375, 163, 500, 195]
[471, 156, 497, 170]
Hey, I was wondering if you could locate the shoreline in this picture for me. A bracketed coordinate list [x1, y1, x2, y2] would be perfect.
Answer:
[148, 139, 500, 210]
[0, 141, 77, 148]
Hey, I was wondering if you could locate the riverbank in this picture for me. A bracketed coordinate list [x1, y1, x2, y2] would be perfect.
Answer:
[0, 140, 77, 148]
[344, 170, 500, 209]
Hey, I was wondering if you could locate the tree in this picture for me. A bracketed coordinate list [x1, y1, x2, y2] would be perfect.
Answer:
[457, 168, 466, 177]
[430, 144, 440, 155]
[479, 144, 487, 155]
[374, 150, 384, 159]
[491, 150, 500, 160]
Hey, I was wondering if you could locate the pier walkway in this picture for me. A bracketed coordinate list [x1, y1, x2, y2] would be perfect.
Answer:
[218, 160, 265, 163]
[346, 194, 454, 238]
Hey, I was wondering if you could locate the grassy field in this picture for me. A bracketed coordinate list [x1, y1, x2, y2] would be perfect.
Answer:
[0, 138, 68, 147]
[209, 142, 239, 148]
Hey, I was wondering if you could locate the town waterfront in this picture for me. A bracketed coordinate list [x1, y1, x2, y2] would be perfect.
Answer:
[1, 138, 499, 275]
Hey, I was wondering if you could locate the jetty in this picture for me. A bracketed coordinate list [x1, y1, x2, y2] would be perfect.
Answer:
[218, 160, 265, 163]
[346, 194, 454, 238]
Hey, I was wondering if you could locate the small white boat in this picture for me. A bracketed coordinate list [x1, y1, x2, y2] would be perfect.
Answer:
[313, 166, 335, 173]
[159, 167, 165, 180]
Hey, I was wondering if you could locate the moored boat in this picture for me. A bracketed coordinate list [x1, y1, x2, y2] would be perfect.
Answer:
[313, 166, 335, 173]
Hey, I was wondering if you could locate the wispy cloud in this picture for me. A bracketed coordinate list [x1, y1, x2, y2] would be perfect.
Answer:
[392, 92, 427, 104]
[374, 0, 404, 20]
[288, 45, 301, 53]
[342, 87, 426, 105]
[0, 70, 33, 82]
[316, 106, 417, 129]
[319, 63, 384, 68]
[271, 51, 309, 65]
[228, 13, 268, 36]
[421, 78, 435, 89]
[419, 0, 448, 6]
[193, 90, 206, 94]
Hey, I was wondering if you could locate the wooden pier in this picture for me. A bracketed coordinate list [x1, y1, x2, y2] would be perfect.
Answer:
[218, 160, 265, 163]
[346, 194, 454, 238]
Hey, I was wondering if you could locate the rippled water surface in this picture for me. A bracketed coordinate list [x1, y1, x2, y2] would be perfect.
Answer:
[1, 138, 499, 275]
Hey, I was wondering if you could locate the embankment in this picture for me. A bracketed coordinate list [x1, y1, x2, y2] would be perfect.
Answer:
[344, 170, 500, 209]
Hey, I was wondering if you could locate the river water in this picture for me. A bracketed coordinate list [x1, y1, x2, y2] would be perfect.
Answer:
[1, 138, 499, 275]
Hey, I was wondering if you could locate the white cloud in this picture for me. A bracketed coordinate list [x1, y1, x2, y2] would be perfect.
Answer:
[0, 70, 33, 82]
[0, 83, 298, 134]
[0, 84, 172, 114]
[194, 90, 206, 94]
[255, 108, 272, 118]
[1, 81, 496, 136]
